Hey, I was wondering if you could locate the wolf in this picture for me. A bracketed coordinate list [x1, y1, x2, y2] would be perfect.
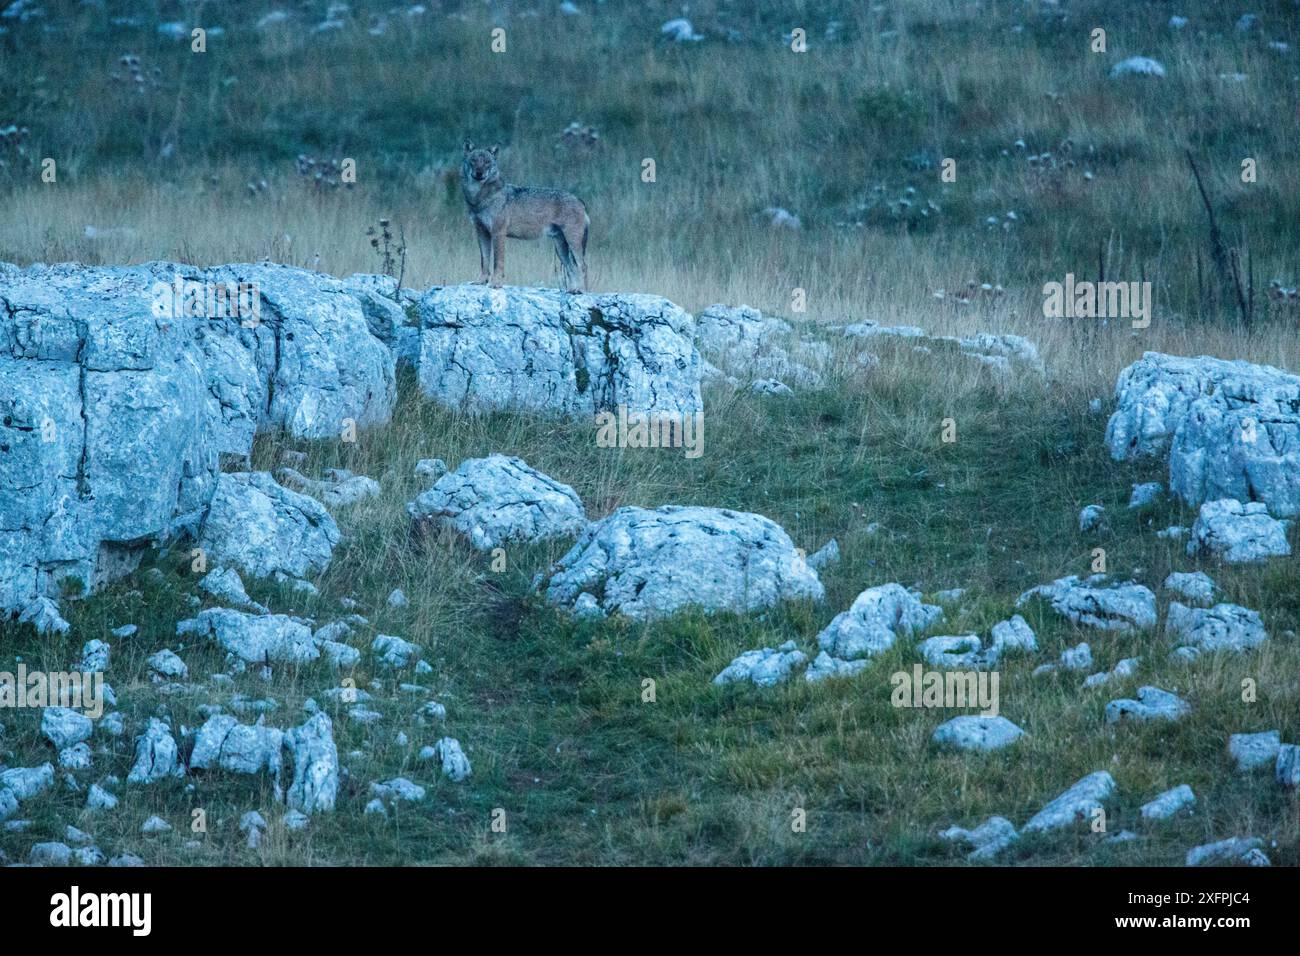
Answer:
[460, 139, 589, 292]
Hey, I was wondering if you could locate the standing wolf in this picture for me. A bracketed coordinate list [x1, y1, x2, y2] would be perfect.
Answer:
[460, 139, 589, 292]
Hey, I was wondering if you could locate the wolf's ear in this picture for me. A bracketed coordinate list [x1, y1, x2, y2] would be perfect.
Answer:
[463, 137, 474, 154]
[489, 145, 499, 157]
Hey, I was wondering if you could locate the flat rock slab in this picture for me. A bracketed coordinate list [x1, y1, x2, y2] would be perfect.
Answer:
[1105, 685, 1190, 723]
[415, 285, 702, 417]
[932, 716, 1025, 752]
[1016, 575, 1156, 633]
[542, 505, 823, 621]
[407, 454, 587, 550]
[1165, 601, 1267, 653]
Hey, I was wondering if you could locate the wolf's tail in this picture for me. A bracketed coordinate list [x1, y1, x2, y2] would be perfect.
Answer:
[581, 213, 589, 257]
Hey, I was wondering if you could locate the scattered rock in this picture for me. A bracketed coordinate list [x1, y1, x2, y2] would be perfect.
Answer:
[1, 763, 54, 802]
[76, 639, 111, 672]
[918, 635, 990, 669]
[29, 842, 73, 866]
[1082, 657, 1139, 689]
[146, 648, 188, 681]
[179, 607, 320, 665]
[1110, 56, 1166, 78]
[1162, 571, 1216, 607]
[17, 597, 70, 635]
[1128, 482, 1164, 508]
[414, 458, 447, 481]
[1032, 642, 1094, 676]
[41, 707, 93, 750]
[989, 615, 1038, 654]
[239, 810, 268, 848]
[1016, 575, 1156, 632]
[198, 567, 268, 613]
[1105, 686, 1190, 723]
[285, 712, 339, 814]
[127, 718, 180, 783]
[1079, 505, 1106, 532]
[805, 539, 840, 571]
[713, 641, 807, 687]
[278, 467, 381, 509]
[932, 716, 1025, 752]
[940, 815, 1019, 860]
[817, 583, 942, 660]
[190, 714, 284, 793]
[386, 588, 409, 609]
[803, 651, 870, 683]
[1186, 837, 1270, 867]
[372, 634, 421, 670]
[1187, 499, 1290, 563]
[1277, 745, 1300, 789]
[85, 783, 118, 811]
[433, 737, 472, 782]
[1140, 784, 1195, 821]
[1229, 730, 1281, 772]
[370, 777, 425, 804]
[197, 471, 340, 580]
[694, 304, 827, 389]
[407, 454, 587, 550]
[1022, 771, 1115, 833]
[1165, 602, 1267, 653]
[141, 815, 172, 834]
[543, 506, 822, 620]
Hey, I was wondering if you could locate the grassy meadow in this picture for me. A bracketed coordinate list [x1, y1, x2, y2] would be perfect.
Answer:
[0, 0, 1297, 865]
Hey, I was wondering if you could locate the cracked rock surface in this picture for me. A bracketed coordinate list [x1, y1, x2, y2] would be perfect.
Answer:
[407, 454, 587, 550]
[542, 505, 822, 620]
[416, 285, 702, 417]
[1186, 498, 1291, 564]
[0, 262, 395, 612]
[197, 472, 340, 580]
[1106, 351, 1300, 516]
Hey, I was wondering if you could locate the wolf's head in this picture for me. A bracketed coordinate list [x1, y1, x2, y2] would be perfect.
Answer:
[461, 139, 501, 185]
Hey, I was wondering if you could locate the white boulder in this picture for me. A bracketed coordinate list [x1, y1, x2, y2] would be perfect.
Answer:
[542, 506, 823, 621]
[406, 454, 587, 550]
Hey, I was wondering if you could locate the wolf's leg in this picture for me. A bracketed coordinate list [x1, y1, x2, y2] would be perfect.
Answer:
[561, 221, 587, 292]
[475, 225, 492, 284]
[551, 231, 575, 291]
[490, 227, 506, 287]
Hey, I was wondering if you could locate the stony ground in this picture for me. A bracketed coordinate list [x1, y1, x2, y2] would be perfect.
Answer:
[2, 308, 1298, 866]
